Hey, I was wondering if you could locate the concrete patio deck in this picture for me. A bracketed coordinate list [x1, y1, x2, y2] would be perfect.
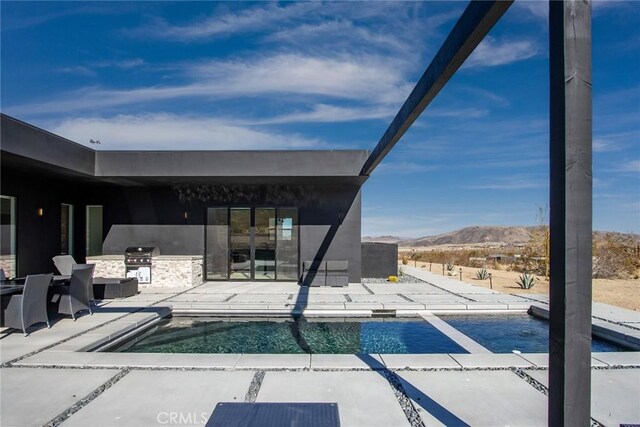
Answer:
[1, 267, 638, 426]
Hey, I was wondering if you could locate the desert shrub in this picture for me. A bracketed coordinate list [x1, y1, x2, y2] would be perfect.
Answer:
[516, 273, 535, 289]
[388, 276, 399, 283]
[475, 269, 490, 280]
[445, 262, 455, 271]
[593, 232, 640, 279]
[401, 256, 409, 265]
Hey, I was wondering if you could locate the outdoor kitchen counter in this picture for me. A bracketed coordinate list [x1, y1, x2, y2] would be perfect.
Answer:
[87, 255, 203, 288]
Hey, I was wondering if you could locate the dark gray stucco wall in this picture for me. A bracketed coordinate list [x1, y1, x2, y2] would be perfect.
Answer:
[102, 225, 204, 255]
[0, 167, 91, 276]
[98, 184, 363, 282]
[299, 187, 361, 283]
[361, 242, 398, 278]
[1, 116, 366, 281]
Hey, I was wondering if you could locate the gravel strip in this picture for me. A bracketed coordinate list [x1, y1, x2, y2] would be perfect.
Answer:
[381, 369, 425, 427]
[511, 368, 606, 427]
[244, 370, 265, 402]
[511, 368, 548, 395]
[397, 294, 415, 302]
[360, 283, 375, 294]
[362, 276, 424, 284]
[224, 293, 238, 302]
[44, 368, 130, 426]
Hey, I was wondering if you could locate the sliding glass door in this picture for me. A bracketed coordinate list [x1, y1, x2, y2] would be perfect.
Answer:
[61, 203, 74, 256]
[0, 195, 17, 278]
[277, 208, 298, 280]
[230, 208, 251, 279]
[254, 208, 276, 280]
[205, 207, 298, 281]
[206, 208, 228, 280]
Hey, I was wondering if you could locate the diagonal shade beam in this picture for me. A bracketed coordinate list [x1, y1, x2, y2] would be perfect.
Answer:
[360, 0, 513, 177]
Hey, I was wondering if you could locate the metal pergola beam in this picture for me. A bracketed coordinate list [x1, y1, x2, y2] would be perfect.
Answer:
[548, 1, 593, 426]
[360, 0, 513, 177]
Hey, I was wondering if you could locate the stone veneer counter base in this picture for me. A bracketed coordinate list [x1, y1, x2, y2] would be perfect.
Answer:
[87, 255, 203, 288]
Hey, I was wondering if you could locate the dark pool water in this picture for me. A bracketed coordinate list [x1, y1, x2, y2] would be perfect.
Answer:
[114, 318, 468, 354]
[441, 313, 629, 353]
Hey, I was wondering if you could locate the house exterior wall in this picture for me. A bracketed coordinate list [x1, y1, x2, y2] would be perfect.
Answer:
[99, 184, 362, 283]
[0, 114, 366, 282]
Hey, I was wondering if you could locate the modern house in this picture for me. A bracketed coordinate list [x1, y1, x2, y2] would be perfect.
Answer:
[0, 114, 367, 284]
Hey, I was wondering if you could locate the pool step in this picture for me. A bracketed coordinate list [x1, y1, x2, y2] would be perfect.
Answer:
[372, 309, 397, 318]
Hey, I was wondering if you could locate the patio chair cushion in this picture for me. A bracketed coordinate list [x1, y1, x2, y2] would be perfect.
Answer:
[206, 402, 340, 427]
[93, 278, 139, 299]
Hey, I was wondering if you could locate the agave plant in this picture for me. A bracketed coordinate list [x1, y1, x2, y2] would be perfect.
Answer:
[475, 269, 490, 280]
[516, 273, 536, 289]
[445, 262, 455, 271]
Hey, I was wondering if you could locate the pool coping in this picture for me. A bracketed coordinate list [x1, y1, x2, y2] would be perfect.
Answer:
[8, 304, 639, 371]
[12, 350, 640, 370]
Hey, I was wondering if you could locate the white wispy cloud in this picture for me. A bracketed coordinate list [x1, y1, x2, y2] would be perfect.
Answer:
[593, 138, 624, 153]
[58, 66, 96, 76]
[465, 36, 539, 68]
[465, 174, 547, 190]
[12, 53, 413, 116]
[127, 2, 318, 40]
[374, 161, 439, 175]
[265, 20, 408, 53]
[188, 54, 412, 104]
[93, 58, 145, 69]
[246, 104, 396, 125]
[57, 58, 144, 76]
[617, 160, 640, 173]
[51, 114, 324, 150]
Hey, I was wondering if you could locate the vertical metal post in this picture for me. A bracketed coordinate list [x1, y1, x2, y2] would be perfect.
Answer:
[549, 1, 593, 426]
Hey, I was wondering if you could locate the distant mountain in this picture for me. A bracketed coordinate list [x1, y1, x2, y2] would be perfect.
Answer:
[401, 226, 532, 247]
[364, 226, 532, 247]
[364, 226, 640, 248]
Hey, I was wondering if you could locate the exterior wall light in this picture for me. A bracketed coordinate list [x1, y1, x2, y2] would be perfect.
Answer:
[37, 208, 44, 218]
[183, 211, 188, 223]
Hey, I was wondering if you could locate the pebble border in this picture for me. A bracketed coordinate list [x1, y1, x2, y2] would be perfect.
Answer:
[244, 370, 265, 402]
[44, 368, 130, 427]
[360, 283, 375, 294]
[224, 293, 238, 302]
[397, 293, 415, 302]
[381, 368, 425, 427]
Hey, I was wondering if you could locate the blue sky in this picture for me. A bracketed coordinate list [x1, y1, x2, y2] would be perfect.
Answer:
[2, 1, 639, 237]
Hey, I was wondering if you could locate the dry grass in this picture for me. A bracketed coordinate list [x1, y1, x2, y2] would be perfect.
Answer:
[408, 261, 640, 311]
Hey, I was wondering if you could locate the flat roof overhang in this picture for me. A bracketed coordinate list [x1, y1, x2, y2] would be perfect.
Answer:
[1, 114, 368, 186]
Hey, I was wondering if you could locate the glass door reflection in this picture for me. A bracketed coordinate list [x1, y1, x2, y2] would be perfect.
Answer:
[206, 208, 229, 280]
[230, 208, 251, 280]
[254, 208, 276, 280]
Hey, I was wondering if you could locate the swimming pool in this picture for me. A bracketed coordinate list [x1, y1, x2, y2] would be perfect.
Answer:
[113, 318, 467, 354]
[440, 313, 628, 353]
[111, 314, 629, 354]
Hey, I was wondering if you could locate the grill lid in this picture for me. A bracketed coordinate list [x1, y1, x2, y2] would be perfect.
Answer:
[124, 247, 160, 256]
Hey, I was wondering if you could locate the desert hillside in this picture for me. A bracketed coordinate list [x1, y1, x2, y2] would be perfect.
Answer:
[364, 226, 639, 249]
[364, 225, 533, 248]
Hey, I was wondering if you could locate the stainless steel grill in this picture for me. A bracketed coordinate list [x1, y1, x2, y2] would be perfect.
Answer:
[124, 247, 159, 284]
